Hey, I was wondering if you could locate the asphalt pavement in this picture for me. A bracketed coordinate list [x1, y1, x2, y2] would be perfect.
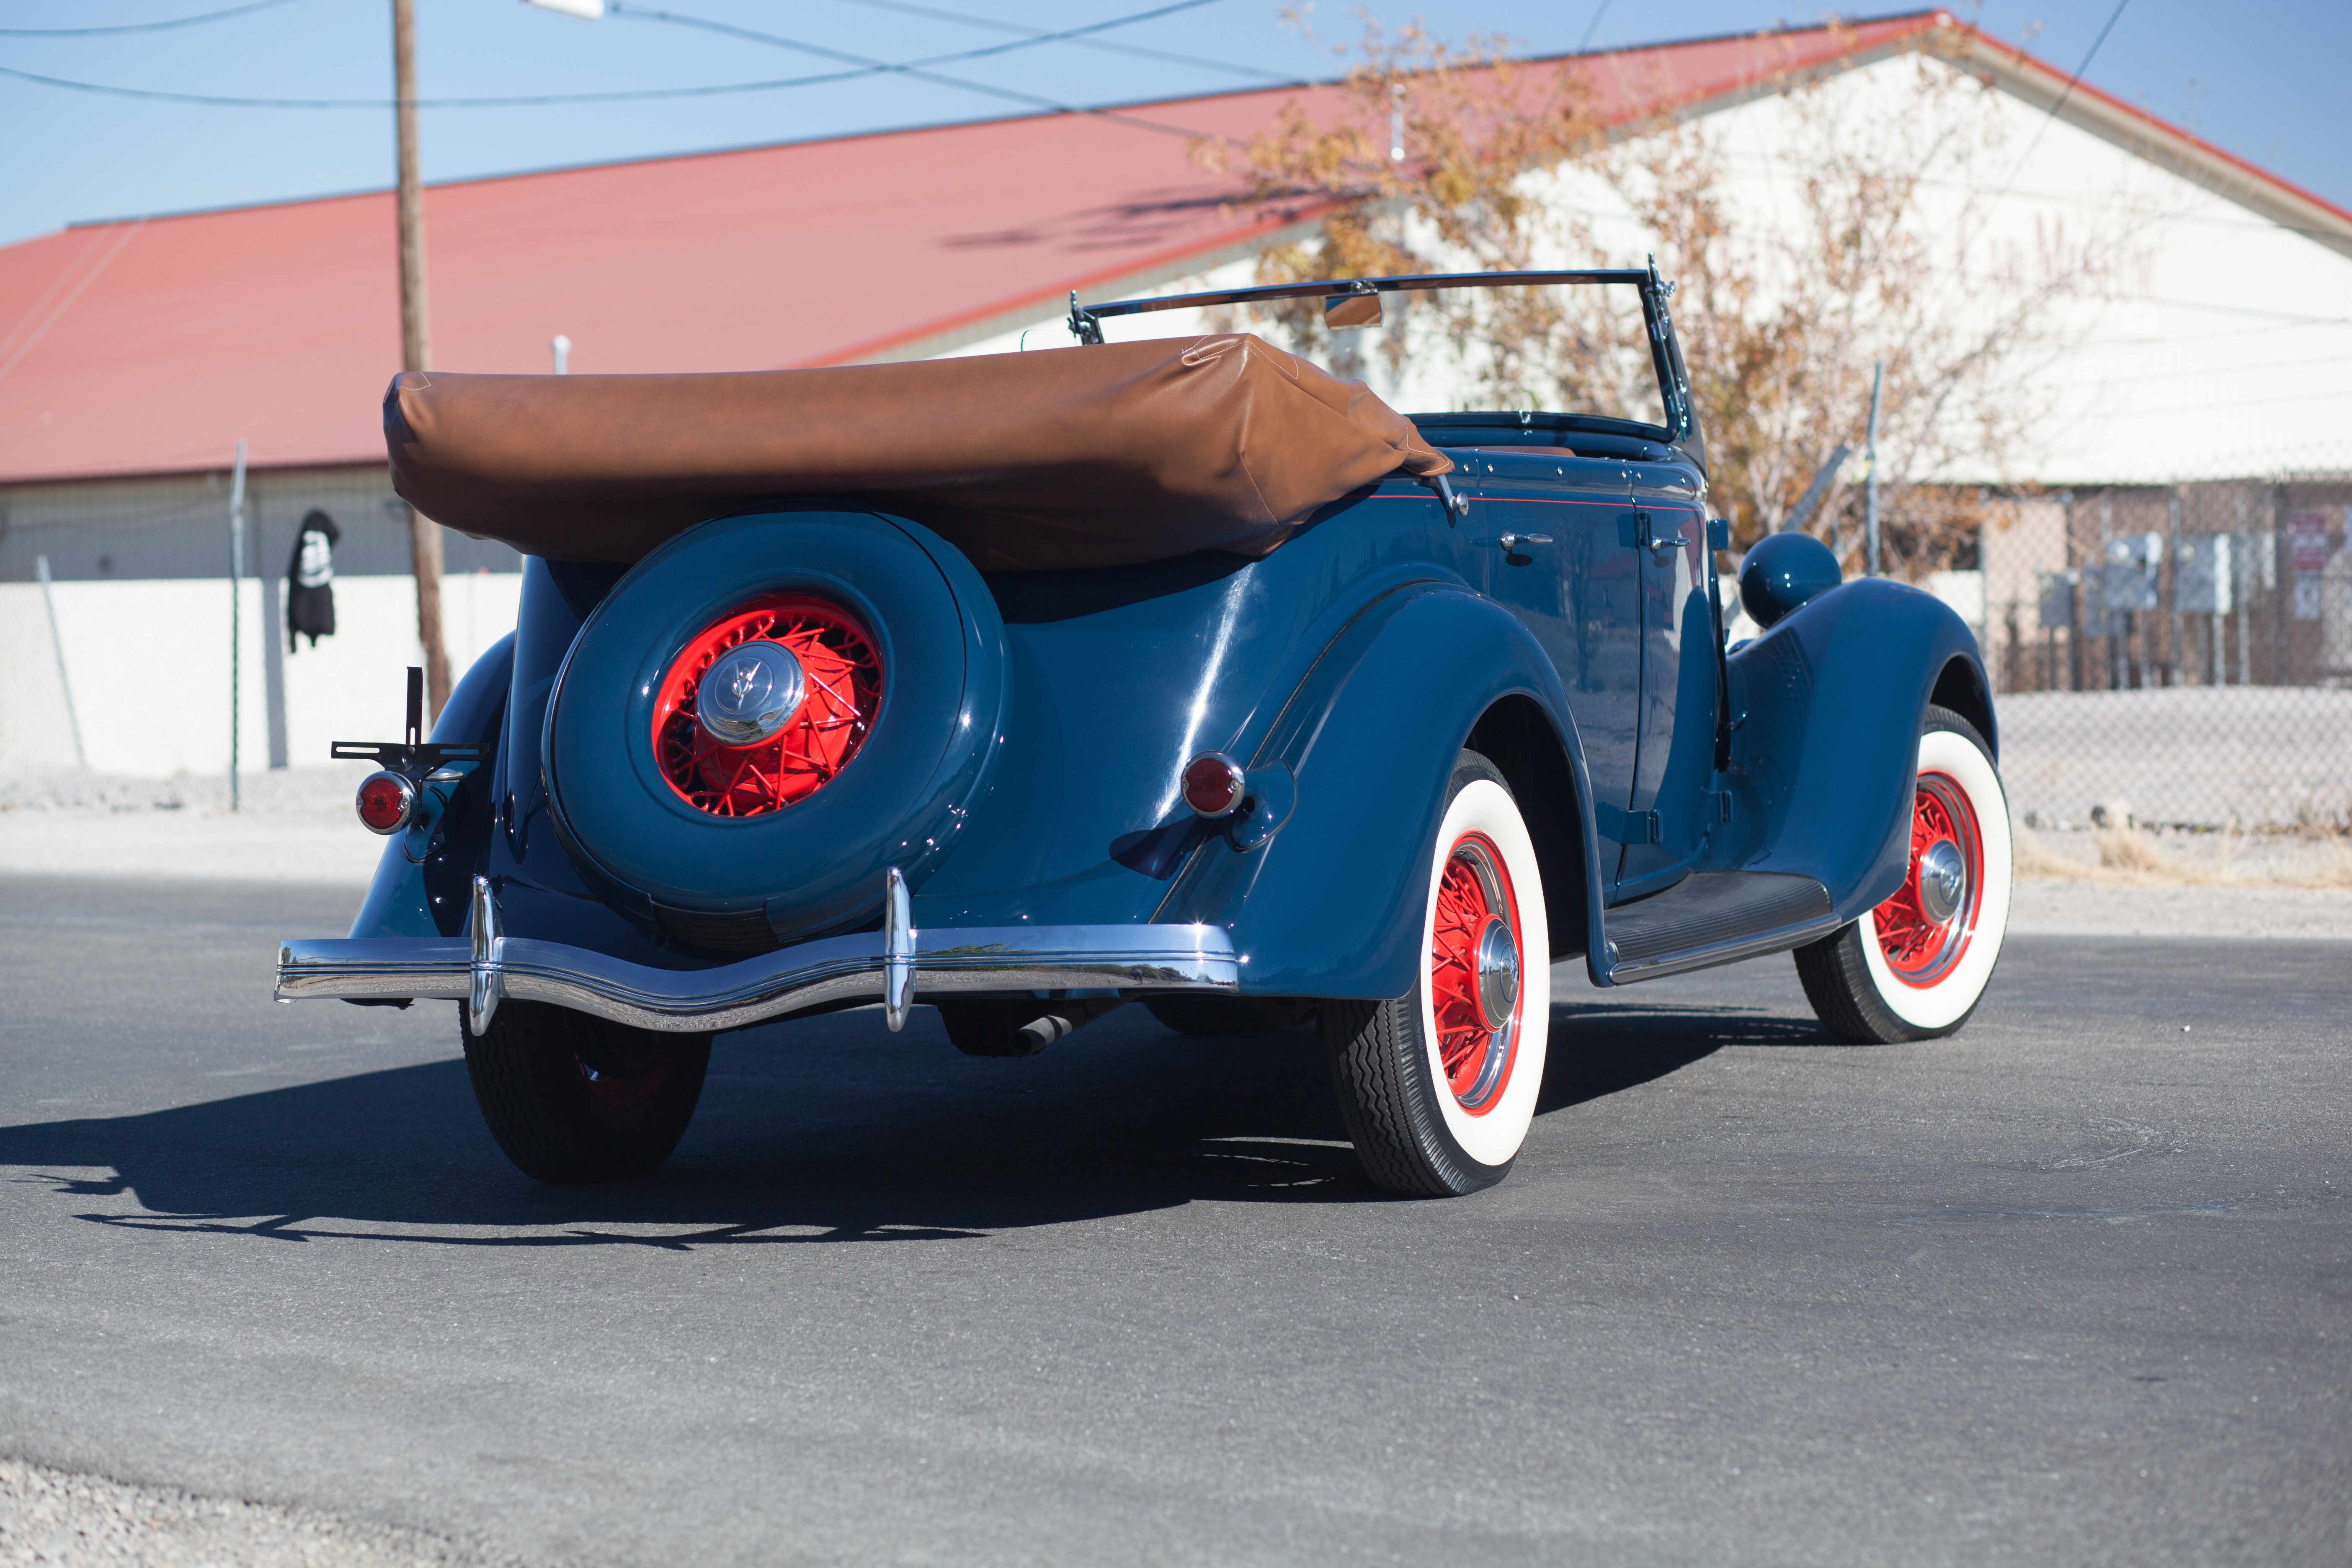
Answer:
[0, 873, 2344, 1566]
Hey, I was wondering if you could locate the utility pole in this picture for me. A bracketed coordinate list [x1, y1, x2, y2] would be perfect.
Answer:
[1862, 358, 1883, 578]
[394, 0, 449, 720]
[229, 439, 247, 811]
[2166, 490, 2183, 686]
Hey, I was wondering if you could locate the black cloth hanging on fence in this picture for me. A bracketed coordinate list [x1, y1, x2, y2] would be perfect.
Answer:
[287, 509, 339, 651]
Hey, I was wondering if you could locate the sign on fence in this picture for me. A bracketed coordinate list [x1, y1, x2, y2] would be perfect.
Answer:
[2177, 534, 2233, 614]
[2291, 511, 2331, 622]
[2037, 569, 2075, 630]
[2102, 533, 2162, 618]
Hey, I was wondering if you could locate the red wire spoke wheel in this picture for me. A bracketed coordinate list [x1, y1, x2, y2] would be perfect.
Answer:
[1321, 752, 1550, 1197]
[651, 595, 884, 818]
[1426, 832, 1522, 1112]
[1871, 772, 1982, 986]
[544, 510, 1006, 944]
[1795, 704, 2014, 1044]
[460, 999, 713, 1184]
[572, 1029, 689, 1111]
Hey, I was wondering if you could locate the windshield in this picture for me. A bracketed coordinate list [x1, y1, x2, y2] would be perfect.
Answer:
[1072, 272, 1689, 451]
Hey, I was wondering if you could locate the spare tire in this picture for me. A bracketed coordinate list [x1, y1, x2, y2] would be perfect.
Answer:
[545, 505, 1006, 949]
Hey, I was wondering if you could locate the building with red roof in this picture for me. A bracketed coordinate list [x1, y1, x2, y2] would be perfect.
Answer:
[2, 10, 2348, 777]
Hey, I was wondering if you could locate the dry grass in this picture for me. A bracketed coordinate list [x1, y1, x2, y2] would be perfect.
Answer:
[2012, 825, 2352, 890]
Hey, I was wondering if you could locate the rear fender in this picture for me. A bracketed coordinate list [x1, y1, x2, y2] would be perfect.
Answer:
[1724, 578, 1991, 922]
[1163, 585, 1603, 1000]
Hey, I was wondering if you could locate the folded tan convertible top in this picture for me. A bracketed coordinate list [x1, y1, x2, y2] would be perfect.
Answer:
[384, 334, 1452, 574]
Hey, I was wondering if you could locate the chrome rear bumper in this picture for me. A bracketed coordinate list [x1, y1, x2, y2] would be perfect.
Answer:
[276, 895, 1238, 1035]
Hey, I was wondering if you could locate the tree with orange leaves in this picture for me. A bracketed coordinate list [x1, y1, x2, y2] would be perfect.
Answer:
[1196, 15, 2119, 578]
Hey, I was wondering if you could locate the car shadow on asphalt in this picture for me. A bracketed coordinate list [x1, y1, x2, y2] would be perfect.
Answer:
[0, 990, 1830, 1247]
[1540, 998, 1834, 1114]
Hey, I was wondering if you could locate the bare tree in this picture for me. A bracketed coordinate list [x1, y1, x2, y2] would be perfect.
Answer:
[1199, 17, 2118, 576]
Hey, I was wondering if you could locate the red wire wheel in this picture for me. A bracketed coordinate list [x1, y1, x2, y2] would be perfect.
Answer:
[1872, 770, 1983, 987]
[651, 594, 884, 818]
[1427, 831, 1522, 1114]
[573, 1032, 690, 1110]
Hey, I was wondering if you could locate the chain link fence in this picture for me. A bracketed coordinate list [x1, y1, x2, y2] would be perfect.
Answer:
[1978, 459, 2352, 877]
[7, 453, 2350, 879]
[0, 466, 518, 781]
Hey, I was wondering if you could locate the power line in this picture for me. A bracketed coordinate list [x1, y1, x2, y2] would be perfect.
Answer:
[816, 0, 1291, 82]
[1985, 0, 2132, 211]
[0, 0, 298, 36]
[2039, 349, 2352, 387]
[0, 0, 1226, 128]
[1576, 1, 1611, 53]
[0, 218, 146, 388]
[608, 0, 1222, 135]
[2088, 291, 2352, 327]
[0, 58, 845, 108]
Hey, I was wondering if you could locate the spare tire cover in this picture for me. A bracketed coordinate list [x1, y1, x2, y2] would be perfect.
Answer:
[546, 506, 1006, 941]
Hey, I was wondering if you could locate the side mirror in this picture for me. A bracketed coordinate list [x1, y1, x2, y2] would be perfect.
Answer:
[1323, 292, 1383, 330]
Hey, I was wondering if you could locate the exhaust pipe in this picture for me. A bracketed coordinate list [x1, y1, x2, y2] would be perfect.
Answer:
[940, 996, 1127, 1058]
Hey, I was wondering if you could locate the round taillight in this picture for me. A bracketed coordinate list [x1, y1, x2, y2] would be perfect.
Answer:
[355, 771, 416, 835]
[652, 594, 884, 818]
[1181, 752, 1246, 819]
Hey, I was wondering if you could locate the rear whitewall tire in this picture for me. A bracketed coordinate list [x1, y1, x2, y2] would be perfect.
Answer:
[1418, 776, 1551, 1167]
[1322, 753, 1550, 1196]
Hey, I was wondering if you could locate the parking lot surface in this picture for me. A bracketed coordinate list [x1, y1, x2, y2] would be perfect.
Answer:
[1, 874, 2344, 1566]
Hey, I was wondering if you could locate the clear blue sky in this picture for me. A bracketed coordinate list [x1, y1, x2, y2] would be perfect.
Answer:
[2, 1, 2346, 249]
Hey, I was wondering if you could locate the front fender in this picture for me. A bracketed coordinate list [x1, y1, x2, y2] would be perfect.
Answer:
[1725, 578, 1989, 922]
[1165, 584, 1598, 1000]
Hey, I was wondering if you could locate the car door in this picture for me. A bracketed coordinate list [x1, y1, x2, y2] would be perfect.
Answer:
[1618, 458, 1718, 894]
[1460, 448, 1643, 895]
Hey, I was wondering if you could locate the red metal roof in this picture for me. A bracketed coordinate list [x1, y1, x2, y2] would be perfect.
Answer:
[6, 10, 2332, 487]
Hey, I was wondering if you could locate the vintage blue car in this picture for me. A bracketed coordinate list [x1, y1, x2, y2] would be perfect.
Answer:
[277, 268, 2011, 1197]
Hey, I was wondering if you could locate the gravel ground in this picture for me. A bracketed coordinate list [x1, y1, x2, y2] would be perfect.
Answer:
[2008, 878, 2346, 939]
[0, 1460, 491, 1568]
[0, 768, 381, 885]
[1997, 686, 2352, 830]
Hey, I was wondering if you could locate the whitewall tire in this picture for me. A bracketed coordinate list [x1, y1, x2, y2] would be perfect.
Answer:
[1322, 752, 1551, 1196]
[1795, 705, 2012, 1043]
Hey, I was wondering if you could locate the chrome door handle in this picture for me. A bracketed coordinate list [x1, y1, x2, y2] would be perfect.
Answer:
[1620, 509, 1685, 559]
[1497, 533, 1553, 552]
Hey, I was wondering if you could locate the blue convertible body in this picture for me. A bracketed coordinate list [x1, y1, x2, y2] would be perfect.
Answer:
[279, 268, 2008, 1194]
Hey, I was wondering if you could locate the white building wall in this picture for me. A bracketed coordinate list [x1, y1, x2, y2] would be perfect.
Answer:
[949, 54, 2352, 486]
[1632, 54, 2352, 483]
[0, 464, 522, 782]
[0, 572, 520, 780]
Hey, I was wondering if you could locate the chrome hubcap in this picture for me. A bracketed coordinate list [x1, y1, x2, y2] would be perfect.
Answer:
[1918, 838, 1965, 924]
[1474, 916, 1520, 1031]
[696, 641, 805, 746]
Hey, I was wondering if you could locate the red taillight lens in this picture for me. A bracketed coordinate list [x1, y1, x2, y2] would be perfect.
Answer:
[1181, 752, 1246, 818]
[652, 595, 884, 818]
[355, 771, 415, 835]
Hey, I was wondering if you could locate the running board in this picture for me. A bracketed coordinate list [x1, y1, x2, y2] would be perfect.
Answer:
[1600, 872, 1839, 984]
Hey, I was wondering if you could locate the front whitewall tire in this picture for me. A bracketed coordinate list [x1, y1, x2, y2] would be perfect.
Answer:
[1795, 705, 2012, 1044]
[1857, 729, 2013, 1032]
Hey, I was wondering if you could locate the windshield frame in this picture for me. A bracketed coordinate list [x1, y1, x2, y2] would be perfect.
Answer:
[1069, 267, 1699, 461]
